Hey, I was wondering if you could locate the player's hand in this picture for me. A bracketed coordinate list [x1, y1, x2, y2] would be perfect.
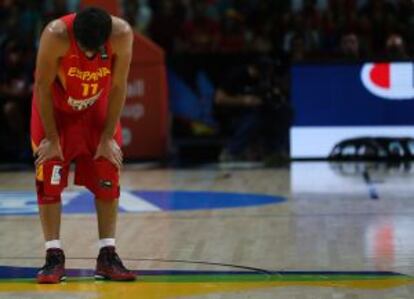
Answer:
[94, 138, 123, 169]
[34, 138, 64, 166]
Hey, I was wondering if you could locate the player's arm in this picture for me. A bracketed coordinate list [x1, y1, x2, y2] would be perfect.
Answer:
[34, 21, 68, 164]
[94, 18, 133, 168]
[102, 18, 133, 140]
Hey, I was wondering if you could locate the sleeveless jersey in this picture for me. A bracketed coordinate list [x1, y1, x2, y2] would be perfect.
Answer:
[52, 13, 113, 113]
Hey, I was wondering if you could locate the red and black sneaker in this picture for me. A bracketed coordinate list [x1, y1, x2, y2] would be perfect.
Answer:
[37, 248, 66, 284]
[95, 246, 136, 281]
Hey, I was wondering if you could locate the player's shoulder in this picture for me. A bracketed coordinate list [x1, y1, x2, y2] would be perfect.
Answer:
[43, 19, 69, 40]
[39, 19, 70, 56]
[36, 19, 70, 59]
[110, 16, 133, 53]
[111, 16, 132, 36]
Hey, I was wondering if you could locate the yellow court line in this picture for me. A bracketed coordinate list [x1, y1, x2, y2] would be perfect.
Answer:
[0, 278, 413, 299]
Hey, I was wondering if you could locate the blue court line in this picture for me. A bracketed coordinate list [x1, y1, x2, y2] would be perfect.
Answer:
[0, 190, 286, 216]
[0, 266, 408, 280]
[128, 190, 284, 211]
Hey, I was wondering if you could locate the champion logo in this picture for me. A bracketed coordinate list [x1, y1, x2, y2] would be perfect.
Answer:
[361, 62, 414, 100]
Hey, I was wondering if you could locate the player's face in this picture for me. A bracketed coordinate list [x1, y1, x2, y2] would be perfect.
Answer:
[77, 42, 98, 58]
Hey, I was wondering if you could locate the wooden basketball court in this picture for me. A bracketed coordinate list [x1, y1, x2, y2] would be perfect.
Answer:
[0, 161, 413, 298]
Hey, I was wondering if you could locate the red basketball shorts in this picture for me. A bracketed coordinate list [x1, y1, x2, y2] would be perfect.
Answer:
[31, 96, 122, 205]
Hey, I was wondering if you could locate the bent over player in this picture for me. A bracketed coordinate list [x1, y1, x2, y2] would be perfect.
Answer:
[31, 7, 135, 283]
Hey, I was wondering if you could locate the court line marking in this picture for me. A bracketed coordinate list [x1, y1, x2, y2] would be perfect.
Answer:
[0, 265, 411, 280]
[0, 190, 285, 215]
[119, 191, 161, 212]
[2, 212, 414, 221]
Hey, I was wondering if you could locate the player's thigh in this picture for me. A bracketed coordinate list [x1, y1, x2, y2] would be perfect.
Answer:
[75, 156, 120, 200]
[35, 160, 69, 205]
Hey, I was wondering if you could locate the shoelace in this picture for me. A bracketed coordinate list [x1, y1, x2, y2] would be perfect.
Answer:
[41, 251, 63, 271]
[101, 249, 128, 271]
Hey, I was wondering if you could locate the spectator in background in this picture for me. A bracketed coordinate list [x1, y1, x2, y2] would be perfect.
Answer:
[0, 38, 33, 159]
[42, 0, 69, 24]
[124, 0, 153, 34]
[148, 0, 186, 53]
[288, 33, 308, 62]
[283, 13, 304, 53]
[0, 1, 20, 46]
[395, 0, 414, 55]
[295, 0, 322, 55]
[359, 0, 397, 52]
[335, 32, 361, 61]
[143, 0, 414, 57]
[248, 20, 274, 53]
[217, 9, 245, 53]
[215, 57, 290, 163]
[14, 1, 42, 46]
[177, 1, 220, 53]
[384, 33, 409, 59]
[1, 1, 42, 47]
[283, 11, 319, 58]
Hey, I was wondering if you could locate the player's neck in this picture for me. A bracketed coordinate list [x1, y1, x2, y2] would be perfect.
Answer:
[77, 42, 98, 59]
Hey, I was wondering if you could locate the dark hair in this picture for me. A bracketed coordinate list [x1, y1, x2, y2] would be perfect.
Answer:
[73, 7, 112, 51]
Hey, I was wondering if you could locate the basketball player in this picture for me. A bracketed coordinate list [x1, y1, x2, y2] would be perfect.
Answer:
[31, 7, 135, 283]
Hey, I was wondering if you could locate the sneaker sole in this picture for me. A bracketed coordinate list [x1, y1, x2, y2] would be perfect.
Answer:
[94, 274, 106, 280]
[37, 275, 67, 284]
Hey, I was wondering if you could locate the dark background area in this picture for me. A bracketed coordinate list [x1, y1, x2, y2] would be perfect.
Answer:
[1, 0, 413, 164]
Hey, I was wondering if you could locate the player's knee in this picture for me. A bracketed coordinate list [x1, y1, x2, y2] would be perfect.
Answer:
[93, 186, 120, 202]
[36, 180, 62, 205]
[93, 160, 120, 200]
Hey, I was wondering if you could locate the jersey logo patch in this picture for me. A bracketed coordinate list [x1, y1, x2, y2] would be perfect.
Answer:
[67, 89, 103, 111]
[51, 165, 62, 185]
[100, 180, 113, 189]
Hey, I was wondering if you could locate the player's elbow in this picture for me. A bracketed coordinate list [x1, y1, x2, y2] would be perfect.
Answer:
[34, 80, 46, 94]
[34, 78, 53, 98]
[110, 81, 127, 98]
[35, 71, 50, 87]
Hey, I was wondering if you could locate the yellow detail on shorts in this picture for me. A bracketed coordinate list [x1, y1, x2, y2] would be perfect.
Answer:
[36, 165, 44, 182]
[31, 140, 43, 181]
[31, 140, 38, 152]
[67, 67, 111, 82]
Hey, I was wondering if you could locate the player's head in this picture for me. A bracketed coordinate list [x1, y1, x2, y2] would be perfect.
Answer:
[73, 7, 112, 52]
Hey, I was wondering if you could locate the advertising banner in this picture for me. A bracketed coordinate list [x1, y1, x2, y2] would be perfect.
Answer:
[121, 34, 168, 159]
[291, 62, 414, 159]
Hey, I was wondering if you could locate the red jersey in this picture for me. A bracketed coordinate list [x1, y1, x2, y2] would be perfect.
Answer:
[31, 13, 122, 203]
[52, 13, 113, 113]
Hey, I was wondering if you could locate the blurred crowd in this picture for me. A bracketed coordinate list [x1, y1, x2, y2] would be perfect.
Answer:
[0, 0, 413, 162]
[131, 0, 414, 60]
